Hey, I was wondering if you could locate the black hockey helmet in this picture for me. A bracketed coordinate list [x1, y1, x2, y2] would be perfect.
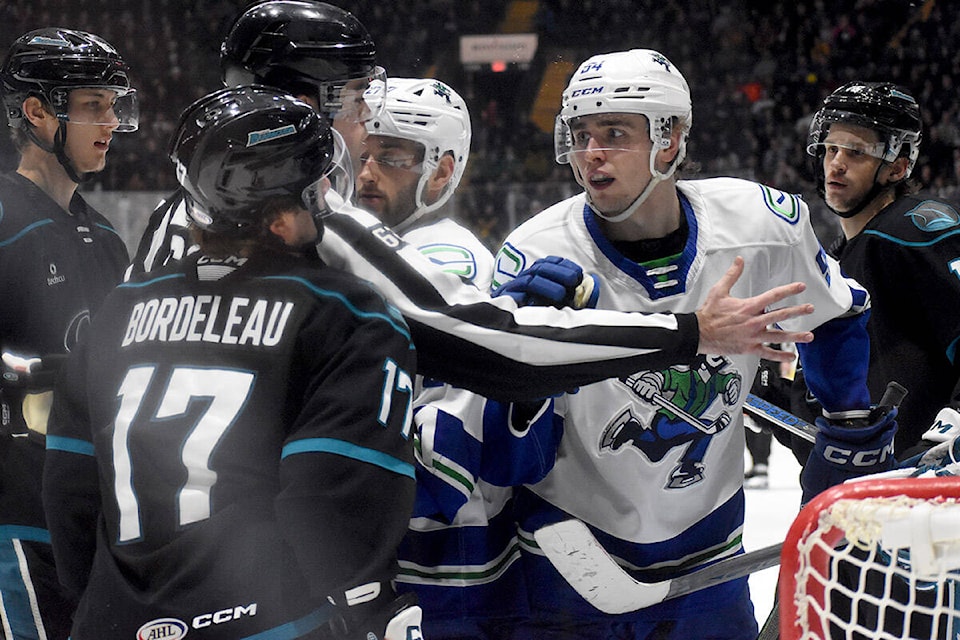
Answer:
[1, 27, 137, 132]
[806, 81, 921, 178]
[220, 0, 385, 122]
[169, 85, 337, 235]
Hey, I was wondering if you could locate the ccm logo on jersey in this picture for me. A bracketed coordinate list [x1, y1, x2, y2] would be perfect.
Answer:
[136, 604, 257, 639]
[823, 442, 894, 467]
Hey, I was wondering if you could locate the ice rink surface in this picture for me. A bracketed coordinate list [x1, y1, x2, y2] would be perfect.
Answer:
[743, 435, 804, 630]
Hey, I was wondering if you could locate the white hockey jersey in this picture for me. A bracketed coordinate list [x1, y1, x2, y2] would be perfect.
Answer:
[491, 177, 870, 621]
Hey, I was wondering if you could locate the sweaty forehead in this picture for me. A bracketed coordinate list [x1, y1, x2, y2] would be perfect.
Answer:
[824, 122, 881, 145]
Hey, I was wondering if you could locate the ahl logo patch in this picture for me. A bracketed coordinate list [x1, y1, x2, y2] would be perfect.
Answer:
[759, 185, 801, 224]
[906, 200, 960, 232]
[137, 617, 188, 640]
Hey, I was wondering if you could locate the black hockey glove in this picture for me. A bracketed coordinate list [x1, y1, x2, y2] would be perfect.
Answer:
[1, 352, 67, 392]
[319, 590, 421, 640]
[492, 256, 599, 309]
[799, 385, 904, 505]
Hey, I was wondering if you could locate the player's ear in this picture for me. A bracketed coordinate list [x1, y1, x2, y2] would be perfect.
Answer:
[22, 96, 53, 128]
[885, 157, 910, 183]
[426, 153, 454, 199]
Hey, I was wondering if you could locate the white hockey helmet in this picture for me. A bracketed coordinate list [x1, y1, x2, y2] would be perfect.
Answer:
[555, 49, 692, 220]
[363, 77, 471, 228]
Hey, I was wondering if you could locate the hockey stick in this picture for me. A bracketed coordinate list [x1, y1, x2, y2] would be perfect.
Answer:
[534, 519, 783, 614]
[743, 394, 817, 443]
[649, 392, 729, 435]
[743, 381, 908, 445]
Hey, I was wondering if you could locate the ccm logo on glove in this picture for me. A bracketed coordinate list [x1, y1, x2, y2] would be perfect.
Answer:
[822, 442, 894, 467]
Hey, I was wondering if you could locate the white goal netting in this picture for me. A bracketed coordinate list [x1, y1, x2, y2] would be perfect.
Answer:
[780, 477, 960, 640]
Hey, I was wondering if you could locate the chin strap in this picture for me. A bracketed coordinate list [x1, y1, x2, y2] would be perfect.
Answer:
[589, 172, 664, 223]
[26, 122, 94, 185]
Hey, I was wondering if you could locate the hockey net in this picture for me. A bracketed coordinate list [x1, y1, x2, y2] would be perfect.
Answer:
[779, 476, 960, 640]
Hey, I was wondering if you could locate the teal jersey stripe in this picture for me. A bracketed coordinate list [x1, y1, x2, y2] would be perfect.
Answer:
[0, 219, 53, 248]
[46, 435, 95, 456]
[282, 437, 414, 479]
[239, 606, 333, 640]
[862, 227, 960, 247]
[262, 275, 411, 340]
[118, 273, 186, 288]
[0, 525, 50, 543]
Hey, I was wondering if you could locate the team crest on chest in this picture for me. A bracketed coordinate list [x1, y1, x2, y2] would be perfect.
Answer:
[759, 185, 801, 225]
[599, 355, 742, 489]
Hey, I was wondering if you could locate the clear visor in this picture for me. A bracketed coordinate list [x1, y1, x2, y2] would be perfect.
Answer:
[55, 86, 139, 132]
[554, 115, 639, 164]
[321, 66, 387, 124]
[806, 140, 888, 161]
[301, 128, 354, 216]
[358, 146, 425, 175]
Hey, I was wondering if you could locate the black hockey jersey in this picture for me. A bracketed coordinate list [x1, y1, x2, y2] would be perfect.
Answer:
[43, 250, 417, 640]
[0, 171, 129, 639]
[833, 195, 960, 451]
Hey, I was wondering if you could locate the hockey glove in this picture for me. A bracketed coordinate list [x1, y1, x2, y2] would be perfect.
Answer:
[321, 590, 422, 640]
[1, 352, 67, 392]
[492, 256, 599, 309]
[898, 407, 960, 469]
[899, 406, 960, 462]
[800, 405, 898, 505]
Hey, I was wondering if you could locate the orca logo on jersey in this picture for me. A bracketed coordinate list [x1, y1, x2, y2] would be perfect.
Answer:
[906, 200, 960, 232]
[136, 617, 188, 640]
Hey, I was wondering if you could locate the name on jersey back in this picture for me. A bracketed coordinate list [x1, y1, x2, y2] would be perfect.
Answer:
[122, 295, 294, 347]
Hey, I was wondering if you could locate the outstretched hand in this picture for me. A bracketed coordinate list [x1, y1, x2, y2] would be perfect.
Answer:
[696, 257, 814, 362]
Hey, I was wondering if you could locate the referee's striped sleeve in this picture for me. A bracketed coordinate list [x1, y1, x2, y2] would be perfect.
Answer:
[319, 208, 697, 401]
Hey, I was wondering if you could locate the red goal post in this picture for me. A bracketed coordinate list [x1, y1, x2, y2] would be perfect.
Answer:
[779, 476, 960, 640]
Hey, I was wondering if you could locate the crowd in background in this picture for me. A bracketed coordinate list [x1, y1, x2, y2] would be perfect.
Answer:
[2, 0, 958, 249]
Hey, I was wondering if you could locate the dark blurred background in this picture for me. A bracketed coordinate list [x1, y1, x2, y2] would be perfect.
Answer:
[2, 0, 958, 251]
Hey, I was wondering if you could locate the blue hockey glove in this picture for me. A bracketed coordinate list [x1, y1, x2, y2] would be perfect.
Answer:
[800, 405, 898, 505]
[492, 256, 599, 309]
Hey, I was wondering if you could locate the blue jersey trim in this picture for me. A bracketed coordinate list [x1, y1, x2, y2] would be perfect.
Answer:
[282, 437, 415, 479]
[862, 227, 960, 247]
[46, 435, 96, 456]
[0, 219, 53, 248]
[583, 194, 698, 299]
[262, 275, 411, 340]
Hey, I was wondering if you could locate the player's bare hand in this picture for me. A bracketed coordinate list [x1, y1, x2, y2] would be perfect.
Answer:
[696, 257, 814, 361]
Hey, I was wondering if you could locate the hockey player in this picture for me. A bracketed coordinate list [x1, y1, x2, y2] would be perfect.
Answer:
[127, 0, 818, 404]
[0, 28, 138, 639]
[42, 86, 421, 640]
[487, 49, 898, 639]
[352, 76, 539, 637]
[802, 82, 960, 457]
[127, 0, 383, 278]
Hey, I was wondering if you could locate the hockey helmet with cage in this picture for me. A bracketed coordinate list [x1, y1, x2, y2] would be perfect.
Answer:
[555, 49, 692, 222]
[806, 81, 921, 178]
[363, 77, 471, 230]
[1, 27, 138, 132]
[169, 85, 339, 236]
[219, 0, 385, 123]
